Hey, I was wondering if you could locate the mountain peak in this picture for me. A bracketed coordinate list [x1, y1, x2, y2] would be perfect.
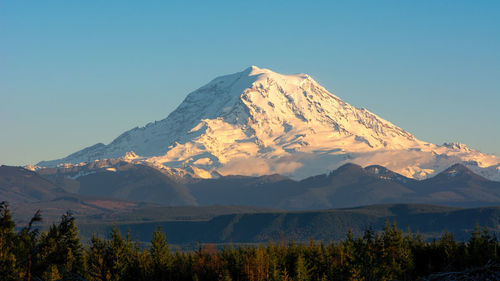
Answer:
[37, 67, 500, 181]
[237, 66, 311, 87]
[442, 142, 471, 152]
[244, 65, 267, 75]
[442, 163, 471, 174]
[434, 163, 487, 181]
[243, 65, 285, 75]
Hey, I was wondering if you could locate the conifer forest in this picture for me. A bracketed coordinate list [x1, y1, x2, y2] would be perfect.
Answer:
[1, 202, 499, 281]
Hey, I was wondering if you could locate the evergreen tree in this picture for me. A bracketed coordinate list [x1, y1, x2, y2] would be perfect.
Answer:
[295, 254, 310, 281]
[0, 202, 18, 281]
[467, 225, 498, 266]
[58, 211, 85, 278]
[3, 205, 500, 281]
[437, 231, 458, 270]
[86, 233, 109, 281]
[149, 227, 172, 280]
[34, 211, 85, 280]
[379, 221, 412, 280]
[106, 226, 128, 280]
[17, 209, 42, 281]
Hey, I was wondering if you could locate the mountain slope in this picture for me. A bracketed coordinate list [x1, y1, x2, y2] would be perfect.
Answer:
[37, 66, 500, 180]
[0, 165, 164, 224]
[281, 163, 417, 209]
[78, 204, 500, 244]
[38, 161, 197, 206]
[414, 163, 500, 204]
[0, 165, 66, 203]
[187, 163, 500, 209]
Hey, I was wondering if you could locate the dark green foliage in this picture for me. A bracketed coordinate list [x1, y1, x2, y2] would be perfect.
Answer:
[2, 203, 500, 281]
[86, 233, 108, 280]
[36, 211, 85, 279]
[0, 202, 18, 281]
[0, 204, 87, 280]
[149, 227, 172, 280]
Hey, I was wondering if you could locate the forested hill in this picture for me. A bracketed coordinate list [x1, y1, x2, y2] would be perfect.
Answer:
[2, 202, 500, 281]
[78, 204, 500, 244]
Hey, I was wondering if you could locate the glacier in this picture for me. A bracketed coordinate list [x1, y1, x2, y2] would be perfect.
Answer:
[37, 66, 500, 181]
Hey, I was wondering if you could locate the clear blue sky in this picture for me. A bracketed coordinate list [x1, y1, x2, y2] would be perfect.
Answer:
[1, 0, 499, 166]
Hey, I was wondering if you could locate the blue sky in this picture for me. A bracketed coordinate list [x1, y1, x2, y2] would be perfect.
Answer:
[1, 0, 499, 166]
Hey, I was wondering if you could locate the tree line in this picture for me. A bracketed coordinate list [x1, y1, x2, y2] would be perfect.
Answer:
[1, 201, 499, 281]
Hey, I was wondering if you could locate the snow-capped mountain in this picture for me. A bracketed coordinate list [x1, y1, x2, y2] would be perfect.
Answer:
[37, 66, 500, 180]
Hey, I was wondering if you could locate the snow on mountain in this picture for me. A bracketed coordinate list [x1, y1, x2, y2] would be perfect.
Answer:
[37, 66, 500, 181]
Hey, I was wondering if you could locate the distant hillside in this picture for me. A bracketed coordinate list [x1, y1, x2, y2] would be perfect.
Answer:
[78, 204, 500, 244]
[4, 164, 500, 239]
[76, 163, 196, 205]
[188, 163, 500, 209]
[31, 162, 500, 209]
[0, 165, 280, 225]
[0, 165, 66, 203]
[38, 162, 196, 205]
[0, 165, 168, 225]
[78, 205, 282, 224]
